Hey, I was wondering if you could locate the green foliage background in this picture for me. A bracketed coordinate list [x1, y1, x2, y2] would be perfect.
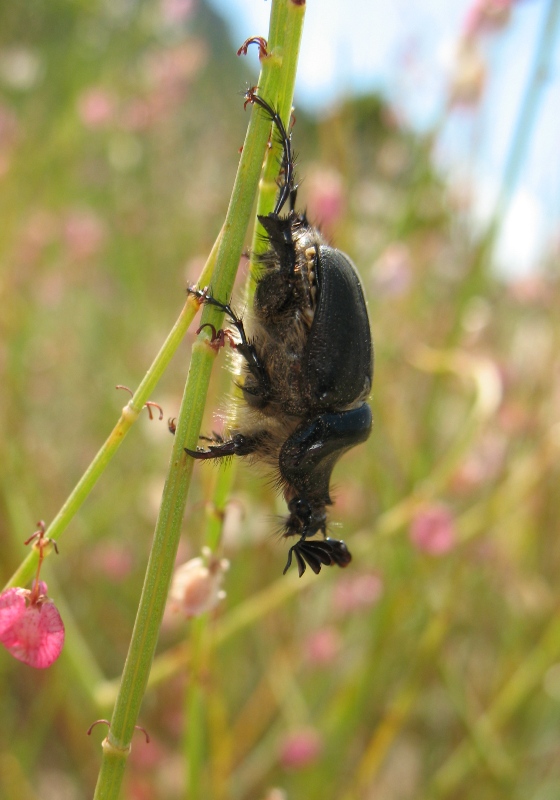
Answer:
[1, 1, 559, 798]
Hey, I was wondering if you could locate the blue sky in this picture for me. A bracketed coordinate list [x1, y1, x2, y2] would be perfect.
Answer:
[207, 0, 560, 277]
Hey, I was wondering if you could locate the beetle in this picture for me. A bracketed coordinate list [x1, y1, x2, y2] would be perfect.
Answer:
[186, 88, 373, 576]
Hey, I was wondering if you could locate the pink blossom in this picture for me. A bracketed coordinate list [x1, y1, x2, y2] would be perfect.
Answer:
[62, 209, 106, 261]
[305, 626, 341, 666]
[373, 242, 412, 296]
[168, 548, 229, 618]
[0, 583, 64, 668]
[452, 432, 506, 491]
[332, 572, 383, 615]
[161, 0, 194, 24]
[305, 168, 345, 234]
[279, 728, 323, 770]
[90, 543, 134, 581]
[409, 504, 457, 556]
[121, 98, 155, 132]
[77, 87, 116, 129]
[463, 0, 513, 37]
[16, 209, 58, 266]
[145, 42, 206, 108]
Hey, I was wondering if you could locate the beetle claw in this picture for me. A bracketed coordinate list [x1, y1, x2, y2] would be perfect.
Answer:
[283, 537, 353, 577]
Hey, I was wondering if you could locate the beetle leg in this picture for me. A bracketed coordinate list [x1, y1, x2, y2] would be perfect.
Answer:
[283, 542, 308, 578]
[198, 431, 224, 444]
[283, 537, 352, 577]
[188, 286, 271, 399]
[325, 538, 352, 568]
[244, 88, 295, 217]
[185, 430, 270, 460]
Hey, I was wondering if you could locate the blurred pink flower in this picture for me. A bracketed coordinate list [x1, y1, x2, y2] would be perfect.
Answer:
[279, 728, 323, 770]
[122, 42, 206, 130]
[90, 543, 134, 581]
[169, 547, 229, 618]
[77, 87, 116, 129]
[62, 209, 106, 261]
[16, 209, 58, 266]
[452, 431, 506, 492]
[509, 275, 552, 306]
[305, 168, 345, 234]
[409, 504, 457, 556]
[161, 0, 194, 24]
[305, 626, 341, 666]
[145, 41, 206, 105]
[372, 242, 412, 296]
[121, 98, 156, 132]
[0, 583, 64, 669]
[464, 0, 513, 37]
[332, 572, 383, 615]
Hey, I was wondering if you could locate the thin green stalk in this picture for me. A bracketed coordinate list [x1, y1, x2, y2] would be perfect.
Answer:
[93, 4, 306, 795]
[248, 0, 307, 273]
[340, 613, 450, 800]
[431, 609, 560, 796]
[3, 234, 222, 594]
[94, 570, 301, 706]
[183, 3, 306, 797]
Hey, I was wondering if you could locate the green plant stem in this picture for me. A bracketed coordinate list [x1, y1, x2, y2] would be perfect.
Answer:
[183, 3, 306, 798]
[92, 335, 215, 800]
[340, 613, 449, 800]
[248, 0, 306, 273]
[93, 4, 305, 796]
[3, 233, 222, 594]
[431, 608, 560, 796]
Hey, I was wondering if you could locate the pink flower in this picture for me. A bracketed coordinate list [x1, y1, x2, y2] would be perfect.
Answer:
[305, 626, 341, 666]
[62, 209, 106, 261]
[168, 548, 229, 618]
[77, 87, 116, 129]
[372, 242, 412, 296]
[0, 583, 64, 668]
[409, 504, 457, 556]
[305, 168, 345, 234]
[279, 728, 323, 770]
[464, 0, 513, 37]
[161, 0, 194, 24]
[90, 543, 134, 581]
[332, 572, 383, 615]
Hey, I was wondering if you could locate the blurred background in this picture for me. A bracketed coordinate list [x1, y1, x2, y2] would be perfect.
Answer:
[1, 0, 560, 798]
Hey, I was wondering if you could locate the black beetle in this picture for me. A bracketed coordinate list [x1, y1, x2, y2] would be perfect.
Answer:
[186, 89, 373, 576]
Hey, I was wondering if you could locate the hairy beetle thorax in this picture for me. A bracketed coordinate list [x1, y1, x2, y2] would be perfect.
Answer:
[245, 212, 327, 414]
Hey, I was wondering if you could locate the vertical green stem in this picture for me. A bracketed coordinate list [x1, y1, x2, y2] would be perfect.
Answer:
[93, 2, 306, 797]
[183, 2, 306, 798]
